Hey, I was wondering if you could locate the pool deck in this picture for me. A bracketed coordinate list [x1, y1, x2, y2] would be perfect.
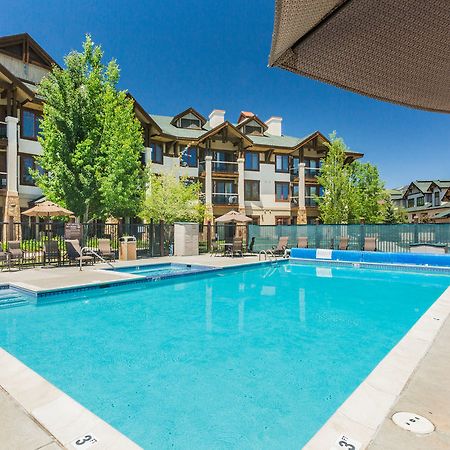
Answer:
[0, 254, 449, 449]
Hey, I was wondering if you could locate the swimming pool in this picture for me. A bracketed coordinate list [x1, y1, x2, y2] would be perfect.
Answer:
[0, 261, 449, 449]
[110, 262, 214, 278]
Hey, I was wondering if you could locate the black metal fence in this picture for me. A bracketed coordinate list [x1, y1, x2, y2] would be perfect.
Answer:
[0, 220, 174, 266]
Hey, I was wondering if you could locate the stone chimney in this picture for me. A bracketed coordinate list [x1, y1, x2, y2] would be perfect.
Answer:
[208, 109, 225, 128]
[265, 116, 282, 136]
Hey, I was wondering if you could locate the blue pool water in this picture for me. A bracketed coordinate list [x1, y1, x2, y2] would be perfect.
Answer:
[112, 262, 214, 278]
[0, 262, 449, 449]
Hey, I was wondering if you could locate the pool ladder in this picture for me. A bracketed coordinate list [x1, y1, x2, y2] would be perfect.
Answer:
[80, 247, 115, 271]
[258, 250, 275, 261]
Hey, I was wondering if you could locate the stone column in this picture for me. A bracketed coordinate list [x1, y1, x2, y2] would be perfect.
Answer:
[237, 157, 245, 213]
[297, 162, 307, 224]
[204, 155, 213, 222]
[4, 116, 21, 225]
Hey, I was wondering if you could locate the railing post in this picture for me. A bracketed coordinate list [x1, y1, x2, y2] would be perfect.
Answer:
[359, 218, 366, 250]
[150, 219, 154, 257]
[159, 220, 165, 256]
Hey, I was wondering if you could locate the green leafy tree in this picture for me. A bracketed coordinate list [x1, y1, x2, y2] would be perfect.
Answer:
[140, 171, 205, 223]
[384, 199, 408, 224]
[34, 35, 147, 221]
[350, 161, 386, 223]
[316, 133, 358, 223]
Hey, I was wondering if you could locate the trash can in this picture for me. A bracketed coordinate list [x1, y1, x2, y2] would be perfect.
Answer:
[119, 236, 137, 261]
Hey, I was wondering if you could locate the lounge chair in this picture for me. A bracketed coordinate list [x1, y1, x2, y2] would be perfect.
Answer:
[272, 236, 289, 255]
[98, 238, 116, 261]
[364, 237, 377, 251]
[7, 241, 23, 269]
[65, 239, 94, 265]
[338, 237, 349, 250]
[297, 237, 308, 248]
[43, 240, 62, 265]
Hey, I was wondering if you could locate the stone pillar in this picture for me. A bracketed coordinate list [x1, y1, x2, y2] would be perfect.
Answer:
[4, 117, 20, 225]
[237, 157, 245, 213]
[297, 162, 307, 224]
[205, 155, 213, 221]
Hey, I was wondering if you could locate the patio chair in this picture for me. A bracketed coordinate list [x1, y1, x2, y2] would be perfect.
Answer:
[338, 237, 349, 250]
[210, 240, 223, 257]
[230, 238, 243, 257]
[0, 251, 10, 271]
[297, 237, 308, 248]
[7, 241, 23, 269]
[272, 236, 289, 256]
[98, 238, 116, 261]
[65, 239, 94, 266]
[43, 240, 62, 265]
[364, 237, 377, 251]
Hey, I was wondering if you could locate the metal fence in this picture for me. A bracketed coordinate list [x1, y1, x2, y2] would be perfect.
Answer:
[0, 220, 174, 266]
[247, 223, 450, 253]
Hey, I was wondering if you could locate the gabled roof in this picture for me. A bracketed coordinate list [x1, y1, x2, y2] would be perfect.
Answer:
[237, 111, 255, 123]
[235, 115, 268, 132]
[429, 180, 450, 190]
[170, 107, 207, 127]
[0, 33, 57, 69]
[405, 180, 434, 195]
[150, 114, 211, 140]
[197, 121, 253, 146]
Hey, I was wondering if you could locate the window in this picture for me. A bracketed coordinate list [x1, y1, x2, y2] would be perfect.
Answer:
[407, 198, 415, 208]
[244, 180, 260, 201]
[417, 196, 425, 207]
[245, 152, 260, 171]
[275, 182, 289, 201]
[244, 125, 262, 135]
[0, 152, 6, 188]
[213, 180, 237, 205]
[181, 146, 197, 167]
[150, 142, 163, 164]
[292, 157, 299, 176]
[21, 109, 42, 140]
[306, 185, 319, 206]
[180, 118, 201, 129]
[434, 191, 441, 206]
[275, 154, 289, 173]
[20, 154, 43, 186]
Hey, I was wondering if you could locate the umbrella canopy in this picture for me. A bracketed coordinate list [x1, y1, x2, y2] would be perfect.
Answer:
[269, 0, 450, 113]
[22, 200, 74, 218]
[215, 210, 253, 223]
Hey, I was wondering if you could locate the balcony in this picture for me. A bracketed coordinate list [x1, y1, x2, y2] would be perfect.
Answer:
[291, 195, 320, 207]
[212, 192, 239, 206]
[199, 160, 238, 175]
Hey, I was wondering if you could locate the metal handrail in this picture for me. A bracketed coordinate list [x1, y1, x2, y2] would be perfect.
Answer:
[79, 247, 114, 271]
[258, 250, 275, 261]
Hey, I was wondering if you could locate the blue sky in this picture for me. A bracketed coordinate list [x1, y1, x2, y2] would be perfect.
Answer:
[6, 0, 450, 188]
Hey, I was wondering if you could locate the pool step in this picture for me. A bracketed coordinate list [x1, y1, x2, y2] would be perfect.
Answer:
[0, 289, 31, 309]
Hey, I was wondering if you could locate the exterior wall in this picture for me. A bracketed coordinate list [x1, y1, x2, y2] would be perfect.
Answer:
[0, 53, 49, 85]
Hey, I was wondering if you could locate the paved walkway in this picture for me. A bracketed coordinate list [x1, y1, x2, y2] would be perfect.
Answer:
[1, 254, 449, 449]
[368, 314, 450, 449]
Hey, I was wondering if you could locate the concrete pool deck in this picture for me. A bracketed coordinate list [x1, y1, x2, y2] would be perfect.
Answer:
[0, 255, 449, 449]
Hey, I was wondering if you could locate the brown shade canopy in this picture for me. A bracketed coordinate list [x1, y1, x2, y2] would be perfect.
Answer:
[22, 200, 74, 218]
[269, 0, 450, 113]
[215, 210, 253, 223]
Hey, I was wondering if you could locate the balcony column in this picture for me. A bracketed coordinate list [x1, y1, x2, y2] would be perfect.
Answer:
[237, 157, 245, 213]
[297, 162, 307, 224]
[205, 155, 213, 222]
[4, 116, 21, 224]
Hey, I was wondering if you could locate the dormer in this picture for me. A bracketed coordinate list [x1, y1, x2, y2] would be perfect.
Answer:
[236, 113, 268, 136]
[170, 107, 207, 129]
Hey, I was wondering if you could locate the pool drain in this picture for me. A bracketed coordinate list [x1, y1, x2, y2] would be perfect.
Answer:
[392, 412, 434, 434]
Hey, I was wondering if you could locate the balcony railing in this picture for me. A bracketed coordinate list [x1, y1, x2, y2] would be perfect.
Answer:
[0, 172, 7, 189]
[290, 166, 321, 178]
[199, 160, 238, 174]
[291, 195, 321, 207]
[0, 122, 7, 139]
[212, 192, 239, 205]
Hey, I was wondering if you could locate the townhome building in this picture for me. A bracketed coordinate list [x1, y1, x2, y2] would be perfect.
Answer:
[396, 180, 450, 223]
[0, 33, 363, 225]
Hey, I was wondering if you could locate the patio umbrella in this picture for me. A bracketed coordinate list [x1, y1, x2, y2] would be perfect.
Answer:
[215, 210, 253, 223]
[269, 0, 450, 113]
[22, 200, 74, 218]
